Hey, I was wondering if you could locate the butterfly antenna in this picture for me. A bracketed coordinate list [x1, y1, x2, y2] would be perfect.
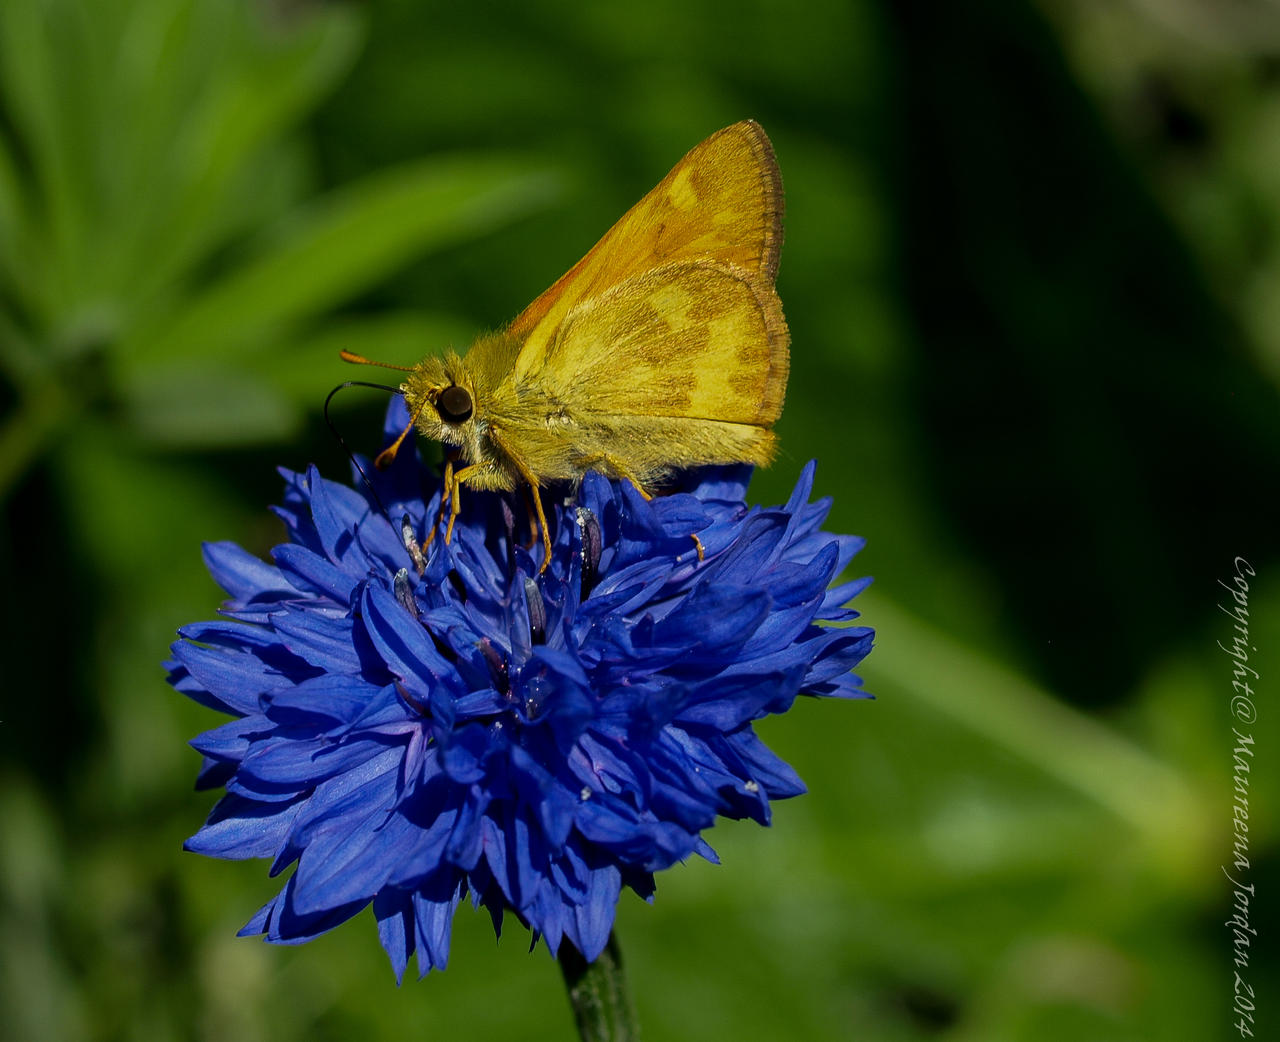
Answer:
[337, 350, 432, 469]
[323, 380, 403, 518]
[340, 349, 415, 372]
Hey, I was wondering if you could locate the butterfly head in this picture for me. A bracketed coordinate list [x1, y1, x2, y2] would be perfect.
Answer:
[403, 352, 480, 449]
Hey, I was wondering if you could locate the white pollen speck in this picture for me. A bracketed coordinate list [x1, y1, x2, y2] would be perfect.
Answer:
[580, 787, 592, 801]
[745, 780, 760, 793]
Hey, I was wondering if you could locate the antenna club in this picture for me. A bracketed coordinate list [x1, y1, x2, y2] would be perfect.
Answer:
[340, 349, 414, 373]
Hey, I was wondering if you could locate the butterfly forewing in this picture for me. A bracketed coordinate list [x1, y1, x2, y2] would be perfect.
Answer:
[510, 121, 783, 381]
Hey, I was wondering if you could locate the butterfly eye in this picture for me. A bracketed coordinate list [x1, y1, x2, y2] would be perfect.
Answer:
[437, 385, 473, 424]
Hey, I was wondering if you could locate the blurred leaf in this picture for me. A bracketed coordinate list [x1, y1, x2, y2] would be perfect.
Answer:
[250, 310, 476, 404]
[0, 0, 562, 494]
[124, 157, 562, 363]
[122, 361, 300, 446]
[0, 0, 83, 312]
[106, 1, 363, 308]
[0, 0, 363, 345]
[0, 129, 20, 263]
[118, 311, 478, 447]
[863, 594, 1212, 864]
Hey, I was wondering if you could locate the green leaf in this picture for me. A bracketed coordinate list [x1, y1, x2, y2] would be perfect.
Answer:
[0, 129, 40, 331]
[125, 156, 561, 363]
[0, 128, 20, 255]
[121, 360, 301, 447]
[0, 0, 363, 335]
[105, 2, 363, 304]
[0, 0, 85, 320]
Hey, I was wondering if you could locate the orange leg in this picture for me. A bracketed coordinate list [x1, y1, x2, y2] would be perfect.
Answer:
[519, 486, 541, 549]
[576, 453, 653, 500]
[375, 398, 429, 470]
[486, 427, 552, 574]
[422, 458, 454, 551]
[444, 464, 483, 545]
[528, 484, 550, 572]
[577, 453, 706, 564]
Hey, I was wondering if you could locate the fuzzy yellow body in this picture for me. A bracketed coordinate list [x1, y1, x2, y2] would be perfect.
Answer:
[397, 121, 788, 554]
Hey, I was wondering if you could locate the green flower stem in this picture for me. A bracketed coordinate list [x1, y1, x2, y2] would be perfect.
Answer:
[558, 931, 641, 1042]
[0, 376, 69, 501]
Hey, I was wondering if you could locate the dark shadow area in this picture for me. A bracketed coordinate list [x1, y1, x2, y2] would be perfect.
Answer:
[883, 0, 1280, 705]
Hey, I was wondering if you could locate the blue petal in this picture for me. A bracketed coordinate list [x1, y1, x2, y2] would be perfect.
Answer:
[272, 544, 358, 604]
[257, 874, 370, 944]
[374, 890, 413, 983]
[269, 610, 363, 676]
[722, 728, 807, 798]
[361, 584, 460, 695]
[307, 464, 375, 567]
[240, 734, 392, 789]
[202, 541, 295, 602]
[414, 881, 462, 973]
[291, 797, 414, 917]
[187, 794, 303, 859]
[569, 864, 621, 962]
[684, 463, 752, 503]
[674, 666, 806, 728]
[650, 583, 770, 662]
[286, 747, 404, 849]
[388, 788, 460, 886]
[170, 639, 283, 717]
[262, 674, 382, 727]
[190, 714, 266, 762]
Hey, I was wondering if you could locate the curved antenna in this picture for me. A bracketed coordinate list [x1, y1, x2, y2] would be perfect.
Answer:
[336, 349, 428, 470]
[323, 380, 403, 518]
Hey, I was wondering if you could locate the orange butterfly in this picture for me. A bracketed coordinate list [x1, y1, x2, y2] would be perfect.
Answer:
[344, 121, 789, 570]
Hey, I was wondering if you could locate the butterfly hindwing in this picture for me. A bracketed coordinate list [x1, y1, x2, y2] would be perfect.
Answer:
[526, 259, 788, 429]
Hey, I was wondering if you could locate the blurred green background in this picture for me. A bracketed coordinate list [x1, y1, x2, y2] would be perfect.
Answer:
[1, 0, 1276, 1039]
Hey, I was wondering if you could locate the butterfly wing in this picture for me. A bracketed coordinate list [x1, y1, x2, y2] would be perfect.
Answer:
[509, 121, 783, 382]
[528, 258, 788, 435]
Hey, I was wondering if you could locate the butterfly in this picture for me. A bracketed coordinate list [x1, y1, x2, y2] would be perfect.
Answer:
[344, 120, 788, 572]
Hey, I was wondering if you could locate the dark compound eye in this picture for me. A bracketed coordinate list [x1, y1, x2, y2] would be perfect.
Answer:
[437, 385, 473, 424]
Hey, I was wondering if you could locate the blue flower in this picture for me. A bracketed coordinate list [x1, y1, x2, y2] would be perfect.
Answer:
[168, 400, 873, 980]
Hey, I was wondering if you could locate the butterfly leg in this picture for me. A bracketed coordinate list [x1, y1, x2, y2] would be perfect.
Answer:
[487, 427, 552, 574]
[576, 453, 653, 500]
[520, 486, 541, 549]
[422, 458, 455, 551]
[444, 463, 484, 545]
[452, 465, 549, 570]
[375, 397, 430, 470]
[578, 452, 706, 563]
[625, 478, 653, 501]
[528, 484, 550, 571]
